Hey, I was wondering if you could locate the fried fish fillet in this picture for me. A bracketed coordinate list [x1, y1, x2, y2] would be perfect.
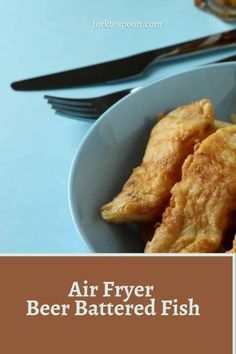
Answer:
[145, 126, 236, 253]
[101, 99, 215, 223]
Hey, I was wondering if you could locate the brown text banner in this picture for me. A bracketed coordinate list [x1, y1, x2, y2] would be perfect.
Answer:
[0, 256, 232, 353]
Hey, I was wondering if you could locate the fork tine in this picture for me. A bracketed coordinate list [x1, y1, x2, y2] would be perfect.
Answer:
[44, 95, 92, 107]
[45, 88, 132, 119]
[48, 101, 98, 114]
[52, 107, 99, 119]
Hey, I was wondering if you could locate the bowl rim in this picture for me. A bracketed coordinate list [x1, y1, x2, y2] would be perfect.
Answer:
[68, 61, 236, 252]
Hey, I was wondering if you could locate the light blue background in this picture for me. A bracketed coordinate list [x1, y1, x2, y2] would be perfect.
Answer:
[1, 0, 236, 253]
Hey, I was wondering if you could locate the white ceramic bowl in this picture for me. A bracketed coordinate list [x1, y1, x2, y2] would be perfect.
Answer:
[69, 63, 236, 252]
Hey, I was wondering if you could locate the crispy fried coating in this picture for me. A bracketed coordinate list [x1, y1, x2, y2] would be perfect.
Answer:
[215, 120, 233, 129]
[101, 99, 215, 223]
[145, 126, 236, 253]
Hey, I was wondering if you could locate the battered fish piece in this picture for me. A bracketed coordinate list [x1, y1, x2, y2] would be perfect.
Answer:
[101, 99, 215, 223]
[145, 126, 236, 253]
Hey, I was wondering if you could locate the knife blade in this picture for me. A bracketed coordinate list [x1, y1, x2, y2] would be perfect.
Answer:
[11, 29, 236, 91]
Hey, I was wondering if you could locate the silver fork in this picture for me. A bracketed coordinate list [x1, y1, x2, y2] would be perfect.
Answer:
[45, 55, 236, 120]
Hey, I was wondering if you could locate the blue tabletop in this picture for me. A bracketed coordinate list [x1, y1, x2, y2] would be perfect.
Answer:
[1, 0, 236, 253]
